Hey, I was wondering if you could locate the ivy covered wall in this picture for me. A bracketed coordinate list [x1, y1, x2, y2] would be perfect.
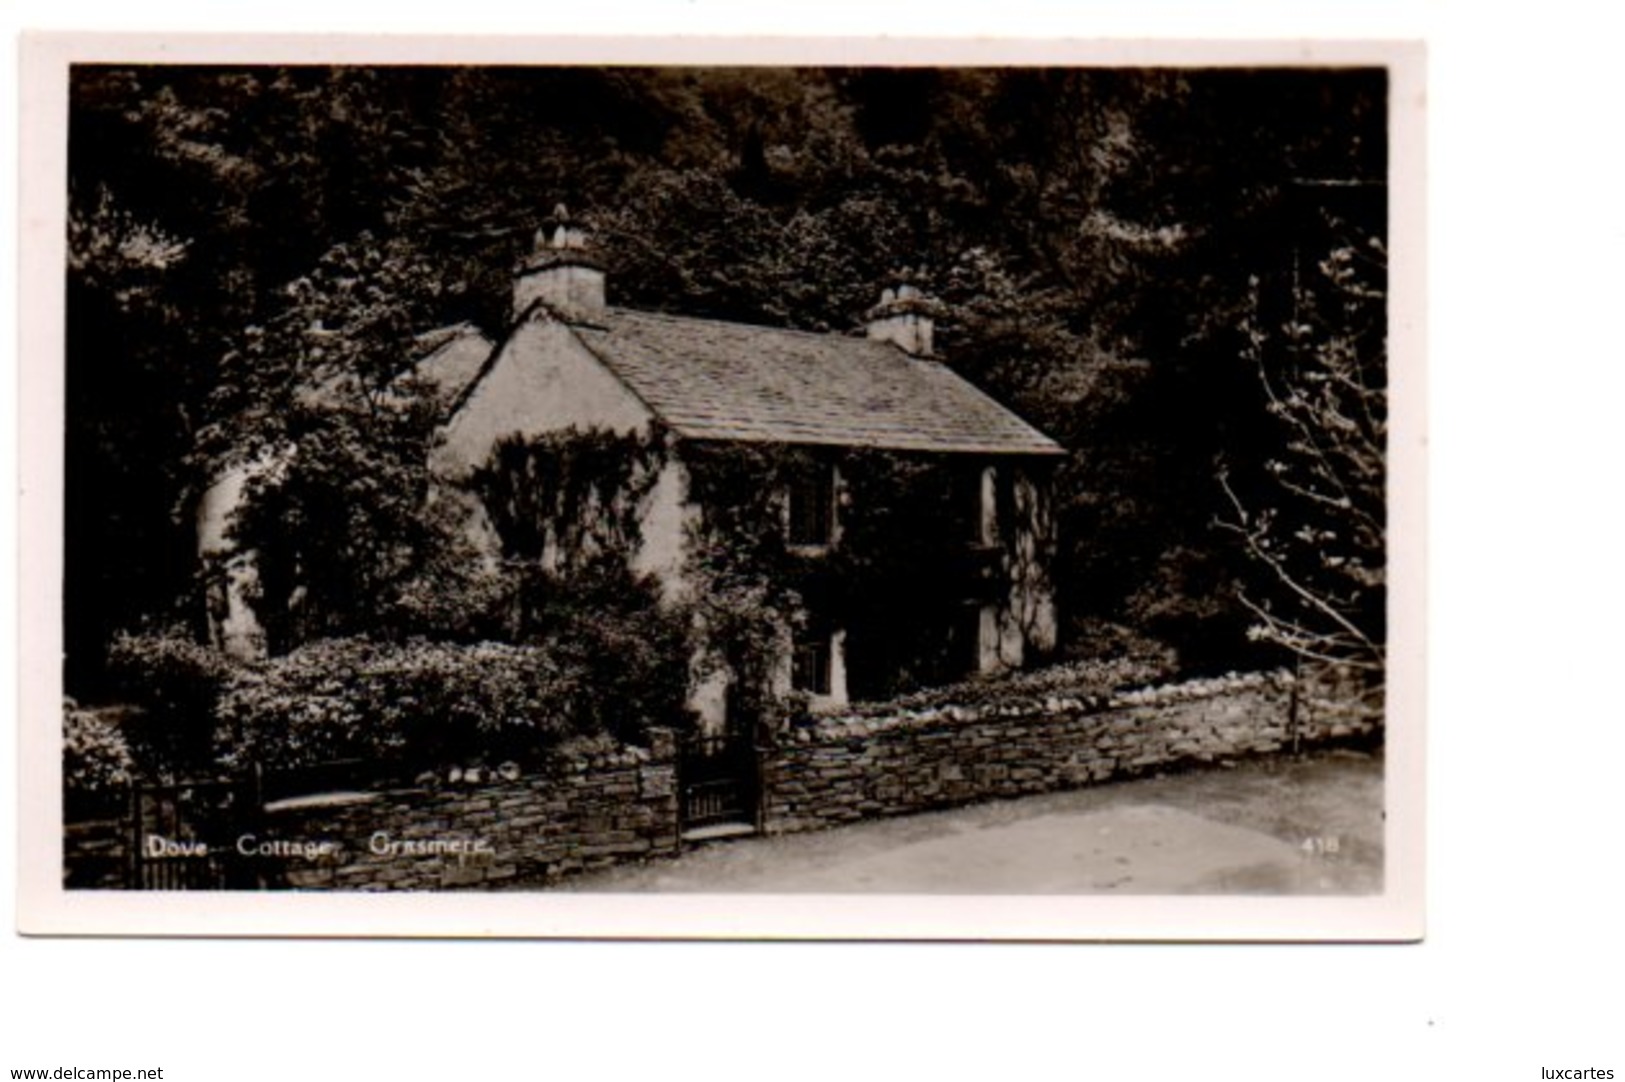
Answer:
[466, 430, 1060, 736]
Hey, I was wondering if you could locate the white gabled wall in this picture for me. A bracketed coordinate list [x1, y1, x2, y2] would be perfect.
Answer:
[431, 314, 725, 730]
[432, 311, 699, 592]
[432, 314, 655, 481]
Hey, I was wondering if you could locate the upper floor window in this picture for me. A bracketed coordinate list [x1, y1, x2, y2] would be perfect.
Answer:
[786, 460, 836, 548]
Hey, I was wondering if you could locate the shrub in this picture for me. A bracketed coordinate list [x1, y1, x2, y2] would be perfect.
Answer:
[380, 545, 518, 644]
[1121, 547, 1265, 675]
[515, 557, 695, 746]
[838, 628, 1178, 721]
[466, 428, 696, 743]
[104, 628, 237, 778]
[1060, 617, 1179, 675]
[375, 488, 521, 643]
[62, 700, 135, 800]
[214, 636, 599, 774]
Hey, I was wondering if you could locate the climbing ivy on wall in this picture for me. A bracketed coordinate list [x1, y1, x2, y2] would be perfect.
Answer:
[469, 428, 1056, 733]
[472, 426, 669, 570]
[681, 443, 817, 730]
[683, 441, 1045, 707]
[470, 427, 693, 740]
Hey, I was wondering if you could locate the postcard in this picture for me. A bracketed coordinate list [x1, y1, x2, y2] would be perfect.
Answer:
[18, 33, 1424, 939]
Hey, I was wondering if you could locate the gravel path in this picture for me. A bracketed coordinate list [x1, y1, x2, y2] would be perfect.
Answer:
[542, 747, 1383, 895]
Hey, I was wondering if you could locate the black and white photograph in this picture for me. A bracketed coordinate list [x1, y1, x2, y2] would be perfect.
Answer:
[16, 7, 1625, 1080]
[21, 38, 1422, 938]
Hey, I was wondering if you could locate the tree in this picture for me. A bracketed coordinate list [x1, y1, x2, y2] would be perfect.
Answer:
[63, 65, 1391, 693]
[1219, 214, 1387, 677]
[202, 234, 452, 652]
[64, 184, 202, 689]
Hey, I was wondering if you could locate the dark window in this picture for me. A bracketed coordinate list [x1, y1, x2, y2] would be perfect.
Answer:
[959, 604, 986, 677]
[792, 635, 832, 696]
[786, 462, 835, 547]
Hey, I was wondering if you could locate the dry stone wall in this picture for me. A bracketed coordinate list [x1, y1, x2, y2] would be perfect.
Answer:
[759, 669, 1377, 835]
[64, 730, 682, 891]
[65, 668, 1379, 890]
[259, 733, 680, 890]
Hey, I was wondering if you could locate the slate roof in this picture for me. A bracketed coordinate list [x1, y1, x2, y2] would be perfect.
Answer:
[569, 307, 1063, 456]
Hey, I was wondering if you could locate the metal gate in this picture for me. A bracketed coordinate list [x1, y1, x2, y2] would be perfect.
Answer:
[128, 773, 264, 890]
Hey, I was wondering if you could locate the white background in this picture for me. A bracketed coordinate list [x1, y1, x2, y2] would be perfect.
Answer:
[4, 3, 1621, 1079]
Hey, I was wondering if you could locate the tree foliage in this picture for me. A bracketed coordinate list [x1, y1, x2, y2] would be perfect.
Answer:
[468, 429, 695, 739]
[63, 702, 137, 799]
[65, 64, 1388, 694]
[198, 235, 452, 652]
[1220, 213, 1387, 674]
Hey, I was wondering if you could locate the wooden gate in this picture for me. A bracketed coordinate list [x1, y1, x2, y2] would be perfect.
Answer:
[679, 728, 759, 839]
[128, 773, 264, 890]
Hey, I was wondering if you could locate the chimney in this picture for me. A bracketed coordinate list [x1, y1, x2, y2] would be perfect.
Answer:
[864, 270, 940, 357]
[513, 204, 607, 322]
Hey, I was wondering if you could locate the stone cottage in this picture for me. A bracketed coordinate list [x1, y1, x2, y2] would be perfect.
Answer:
[199, 208, 1064, 732]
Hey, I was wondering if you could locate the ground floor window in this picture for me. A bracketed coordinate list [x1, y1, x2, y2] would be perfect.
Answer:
[792, 633, 832, 696]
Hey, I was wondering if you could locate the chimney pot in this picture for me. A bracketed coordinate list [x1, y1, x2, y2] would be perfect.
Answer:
[514, 204, 606, 322]
[865, 271, 940, 358]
